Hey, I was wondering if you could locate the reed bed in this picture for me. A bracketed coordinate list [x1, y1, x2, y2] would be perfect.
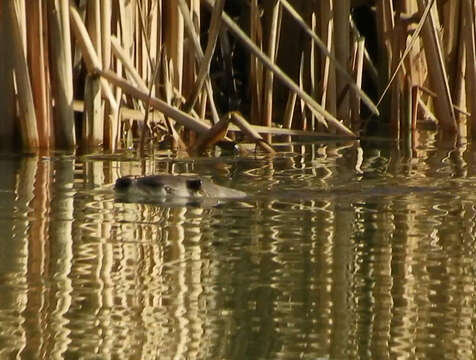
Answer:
[0, 0, 474, 153]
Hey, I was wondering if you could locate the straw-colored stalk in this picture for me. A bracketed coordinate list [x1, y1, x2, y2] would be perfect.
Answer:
[262, 0, 281, 143]
[183, 0, 224, 115]
[26, 0, 51, 149]
[47, 0, 75, 148]
[463, 0, 476, 138]
[417, 0, 457, 134]
[280, 0, 378, 116]
[376, 0, 395, 84]
[229, 112, 275, 154]
[6, 1, 39, 149]
[319, 0, 336, 132]
[85, 0, 103, 146]
[298, 52, 309, 130]
[351, 37, 365, 131]
[249, 0, 264, 123]
[177, 0, 220, 124]
[203, 0, 356, 137]
[70, 4, 119, 150]
[334, 0, 351, 120]
[164, 0, 184, 93]
[0, 6, 16, 148]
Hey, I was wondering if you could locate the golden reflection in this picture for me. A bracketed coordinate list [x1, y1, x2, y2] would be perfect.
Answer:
[0, 140, 475, 358]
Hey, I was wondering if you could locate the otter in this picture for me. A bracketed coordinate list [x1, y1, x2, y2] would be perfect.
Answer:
[114, 175, 247, 204]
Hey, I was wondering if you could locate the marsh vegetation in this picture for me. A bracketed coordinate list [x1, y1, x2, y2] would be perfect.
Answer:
[0, 0, 475, 153]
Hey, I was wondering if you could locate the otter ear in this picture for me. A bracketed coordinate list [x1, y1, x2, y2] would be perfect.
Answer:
[186, 179, 202, 192]
[115, 176, 133, 190]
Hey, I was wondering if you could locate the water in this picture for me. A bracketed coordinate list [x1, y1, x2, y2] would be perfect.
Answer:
[0, 138, 476, 359]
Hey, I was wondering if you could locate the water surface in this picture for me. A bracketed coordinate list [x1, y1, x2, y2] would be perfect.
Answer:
[0, 138, 476, 359]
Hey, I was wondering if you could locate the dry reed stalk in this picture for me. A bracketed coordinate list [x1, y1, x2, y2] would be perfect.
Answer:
[249, 0, 264, 122]
[100, 69, 248, 154]
[411, 86, 419, 132]
[111, 36, 148, 90]
[334, 0, 351, 121]
[203, 0, 356, 137]
[192, 117, 230, 154]
[164, 1, 184, 93]
[177, 0, 220, 124]
[298, 52, 308, 130]
[442, 0, 463, 95]
[229, 112, 275, 154]
[182, 0, 200, 95]
[0, 5, 16, 148]
[377, 1, 433, 108]
[70, 5, 119, 148]
[463, 0, 476, 138]
[309, 12, 317, 131]
[6, 1, 39, 149]
[283, 91, 297, 130]
[417, 0, 457, 134]
[47, 0, 75, 148]
[87, 1, 102, 61]
[280, 0, 378, 116]
[101, 0, 111, 70]
[100, 69, 210, 133]
[26, 0, 51, 148]
[85, 0, 104, 147]
[83, 74, 102, 147]
[319, 0, 337, 132]
[452, 2, 467, 137]
[351, 37, 365, 131]
[375, 0, 395, 83]
[390, 17, 403, 137]
[184, 0, 224, 113]
[262, 0, 281, 143]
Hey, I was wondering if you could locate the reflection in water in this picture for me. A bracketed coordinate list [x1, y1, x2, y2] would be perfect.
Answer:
[0, 139, 475, 359]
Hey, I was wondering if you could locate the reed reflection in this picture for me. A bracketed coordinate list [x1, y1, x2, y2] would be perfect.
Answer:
[0, 139, 474, 358]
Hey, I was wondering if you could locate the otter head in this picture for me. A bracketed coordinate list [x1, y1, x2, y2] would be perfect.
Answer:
[114, 176, 134, 191]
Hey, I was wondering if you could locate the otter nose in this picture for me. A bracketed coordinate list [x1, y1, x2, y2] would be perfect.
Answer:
[115, 176, 134, 190]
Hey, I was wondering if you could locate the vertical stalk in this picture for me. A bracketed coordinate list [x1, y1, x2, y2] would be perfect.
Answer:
[417, 0, 457, 134]
[47, 0, 75, 148]
[0, 2, 18, 149]
[262, 0, 281, 143]
[26, 0, 51, 148]
[164, 0, 184, 93]
[6, 0, 39, 149]
[334, 0, 351, 120]
[463, 0, 476, 138]
[319, 0, 337, 131]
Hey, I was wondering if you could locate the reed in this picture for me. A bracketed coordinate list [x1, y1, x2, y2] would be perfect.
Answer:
[0, 0, 474, 153]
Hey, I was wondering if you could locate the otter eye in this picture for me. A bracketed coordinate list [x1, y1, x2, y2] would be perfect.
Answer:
[115, 177, 133, 190]
[164, 185, 173, 194]
[186, 179, 202, 192]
